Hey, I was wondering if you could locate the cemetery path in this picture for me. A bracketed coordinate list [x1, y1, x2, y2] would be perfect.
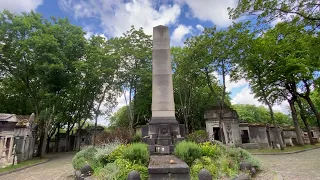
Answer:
[254, 148, 320, 180]
[0, 152, 74, 180]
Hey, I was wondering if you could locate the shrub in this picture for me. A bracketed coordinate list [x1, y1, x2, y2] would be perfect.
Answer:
[174, 141, 202, 166]
[221, 156, 239, 178]
[123, 143, 149, 165]
[108, 144, 128, 162]
[187, 130, 209, 143]
[94, 128, 132, 145]
[132, 132, 142, 143]
[191, 156, 218, 180]
[114, 159, 148, 180]
[72, 146, 97, 170]
[200, 142, 223, 158]
[94, 141, 122, 166]
[94, 163, 120, 180]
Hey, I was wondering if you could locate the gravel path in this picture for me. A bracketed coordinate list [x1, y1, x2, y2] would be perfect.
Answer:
[0, 152, 75, 180]
[254, 148, 320, 180]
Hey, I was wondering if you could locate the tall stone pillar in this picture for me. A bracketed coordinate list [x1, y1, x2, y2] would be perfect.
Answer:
[150, 25, 177, 124]
[144, 25, 185, 154]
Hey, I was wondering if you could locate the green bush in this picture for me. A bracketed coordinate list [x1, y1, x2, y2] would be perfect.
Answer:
[220, 156, 239, 178]
[93, 163, 120, 180]
[94, 141, 121, 166]
[114, 159, 148, 180]
[191, 156, 218, 180]
[108, 144, 128, 162]
[187, 130, 209, 143]
[123, 143, 149, 165]
[72, 146, 97, 170]
[200, 142, 223, 158]
[132, 132, 142, 143]
[174, 141, 202, 166]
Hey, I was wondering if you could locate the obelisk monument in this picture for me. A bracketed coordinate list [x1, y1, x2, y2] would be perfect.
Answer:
[150, 25, 177, 124]
[142, 25, 185, 154]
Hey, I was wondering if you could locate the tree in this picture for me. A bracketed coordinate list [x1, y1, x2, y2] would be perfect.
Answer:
[0, 10, 87, 157]
[229, 0, 320, 30]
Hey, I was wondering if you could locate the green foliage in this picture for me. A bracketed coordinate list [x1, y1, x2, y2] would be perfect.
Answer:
[199, 142, 223, 158]
[114, 159, 149, 180]
[94, 141, 121, 166]
[94, 163, 120, 180]
[233, 104, 292, 125]
[72, 146, 97, 170]
[123, 143, 149, 165]
[132, 132, 142, 143]
[174, 141, 202, 166]
[186, 130, 209, 143]
[191, 156, 218, 180]
[108, 144, 128, 162]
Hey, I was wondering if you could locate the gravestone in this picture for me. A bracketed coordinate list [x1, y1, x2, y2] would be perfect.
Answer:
[142, 25, 185, 154]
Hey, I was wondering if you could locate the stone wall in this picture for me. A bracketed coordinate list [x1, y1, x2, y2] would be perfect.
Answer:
[248, 126, 269, 148]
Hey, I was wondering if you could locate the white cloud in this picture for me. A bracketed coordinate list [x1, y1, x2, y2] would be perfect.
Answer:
[231, 86, 290, 114]
[0, 0, 43, 13]
[225, 75, 247, 92]
[196, 24, 204, 32]
[171, 24, 192, 46]
[58, 0, 181, 37]
[178, 0, 237, 27]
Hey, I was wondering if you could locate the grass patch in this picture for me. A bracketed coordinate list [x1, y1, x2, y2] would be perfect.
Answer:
[0, 158, 48, 173]
[247, 143, 320, 153]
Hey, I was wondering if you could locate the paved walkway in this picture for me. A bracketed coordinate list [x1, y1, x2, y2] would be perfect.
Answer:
[0, 152, 75, 180]
[254, 148, 320, 180]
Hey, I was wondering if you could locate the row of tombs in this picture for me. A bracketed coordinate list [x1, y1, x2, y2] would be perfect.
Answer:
[204, 106, 320, 149]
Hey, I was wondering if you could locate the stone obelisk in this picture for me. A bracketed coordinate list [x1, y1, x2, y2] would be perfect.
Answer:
[149, 25, 177, 124]
[142, 25, 185, 155]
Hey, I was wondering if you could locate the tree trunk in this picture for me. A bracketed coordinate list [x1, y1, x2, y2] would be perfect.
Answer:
[76, 130, 81, 151]
[46, 136, 51, 153]
[296, 98, 315, 145]
[40, 125, 48, 158]
[267, 104, 285, 150]
[65, 122, 70, 152]
[304, 96, 320, 130]
[288, 99, 304, 146]
[55, 125, 60, 152]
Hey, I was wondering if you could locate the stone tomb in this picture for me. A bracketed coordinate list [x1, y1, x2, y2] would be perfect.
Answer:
[142, 25, 186, 155]
[148, 155, 189, 180]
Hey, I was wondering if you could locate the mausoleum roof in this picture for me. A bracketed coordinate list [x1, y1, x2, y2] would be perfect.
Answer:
[0, 113, 18, 122]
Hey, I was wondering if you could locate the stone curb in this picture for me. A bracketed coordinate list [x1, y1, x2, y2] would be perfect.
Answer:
[251, 146, 320, 155]
[0, 159, 50, 176]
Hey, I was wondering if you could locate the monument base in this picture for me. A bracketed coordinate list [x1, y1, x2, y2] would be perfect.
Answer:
[141, 118, 186, 154]
[148, 155, 190, 180]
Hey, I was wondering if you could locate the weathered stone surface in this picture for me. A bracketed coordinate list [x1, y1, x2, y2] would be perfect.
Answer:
[198, 169, 212, 180]
[80, 164, 93, 174]
[250, 166, 257, 175]
[148, 155, 189, 174]
[75, 170, 82, 180]
[239, 161, 252, 171]
[127, 170, 141, 180]
[141, 125, 148, 137]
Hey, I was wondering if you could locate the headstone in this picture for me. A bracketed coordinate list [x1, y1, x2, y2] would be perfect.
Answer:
[127, 170, 141, 180]
[198, 169, 212, 180]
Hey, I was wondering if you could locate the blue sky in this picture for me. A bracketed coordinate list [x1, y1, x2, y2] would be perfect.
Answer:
[0, 0, 289, 124]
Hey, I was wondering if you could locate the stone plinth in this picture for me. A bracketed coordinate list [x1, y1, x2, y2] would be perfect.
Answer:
[148, 155, 190, 180]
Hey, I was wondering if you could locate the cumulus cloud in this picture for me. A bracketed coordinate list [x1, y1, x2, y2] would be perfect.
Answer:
[196, 24, 204, 32]
[171, 24, 192, 46]
[231, 86, 290, 114]
[0, 0, 43, 13]
[225, 75, 247, 92]
[58, 0, 181, 37]
[178, 0, 237, 27]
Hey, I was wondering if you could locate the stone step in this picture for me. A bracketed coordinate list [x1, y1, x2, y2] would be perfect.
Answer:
[240, 143, 260, 149]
